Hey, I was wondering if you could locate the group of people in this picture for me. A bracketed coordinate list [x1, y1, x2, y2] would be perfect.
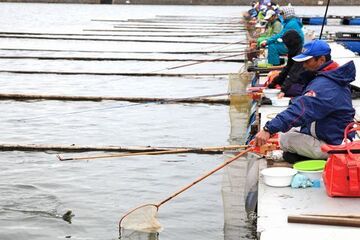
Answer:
[244, 2, 356, 163]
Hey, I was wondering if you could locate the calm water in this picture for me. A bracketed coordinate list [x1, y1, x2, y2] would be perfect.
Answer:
[0, 3, 358, 240]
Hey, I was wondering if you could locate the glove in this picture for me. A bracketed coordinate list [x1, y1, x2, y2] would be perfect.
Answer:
[260, 40, 267, 47]
[291, 174, 313, 189]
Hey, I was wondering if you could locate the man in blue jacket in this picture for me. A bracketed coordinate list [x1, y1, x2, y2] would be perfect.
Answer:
[261, 6, 304, 66]
[255, 40, 356, 162]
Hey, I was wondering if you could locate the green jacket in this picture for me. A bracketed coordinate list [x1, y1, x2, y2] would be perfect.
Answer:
[257, 19, 282, 46]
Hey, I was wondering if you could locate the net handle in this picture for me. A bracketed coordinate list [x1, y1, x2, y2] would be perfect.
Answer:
[156, 146, 253, 207]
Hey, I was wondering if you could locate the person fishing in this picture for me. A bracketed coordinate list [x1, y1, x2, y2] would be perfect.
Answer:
[254, 39, 356, 163]
[260, 6, 304, 66]
[266, 30, 309, 97]
[256, 9, 283, 48]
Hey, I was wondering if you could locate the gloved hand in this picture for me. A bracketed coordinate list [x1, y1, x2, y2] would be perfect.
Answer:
[260, 40, 267, 47]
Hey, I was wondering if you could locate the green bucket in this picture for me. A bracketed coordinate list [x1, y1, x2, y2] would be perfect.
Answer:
[293, 160, 326, 171]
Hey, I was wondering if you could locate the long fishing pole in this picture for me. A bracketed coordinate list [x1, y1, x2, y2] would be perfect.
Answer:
[166, 52, 247, 70]
[0, 31, 239, 38]
[17, 92, 244, 122]
[319, 0, 331, 40]
[0, 35, 234, 45]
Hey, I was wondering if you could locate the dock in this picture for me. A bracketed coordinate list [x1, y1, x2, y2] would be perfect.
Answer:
[254, 42, 360, 239]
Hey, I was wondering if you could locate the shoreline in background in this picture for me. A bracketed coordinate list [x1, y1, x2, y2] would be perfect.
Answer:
[0, 0, 356, 6]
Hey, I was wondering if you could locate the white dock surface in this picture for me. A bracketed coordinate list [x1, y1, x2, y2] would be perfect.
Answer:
[258, 158, 360, 240]
[255, 42, 360, 240]
[257, 105, 360, 239]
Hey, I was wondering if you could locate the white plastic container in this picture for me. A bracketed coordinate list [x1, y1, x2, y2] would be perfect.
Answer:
[270, 97, 291, 107]
[261, 167, 298, 187]
[297, 170, 323, 181]
[263, 89, 281, 99]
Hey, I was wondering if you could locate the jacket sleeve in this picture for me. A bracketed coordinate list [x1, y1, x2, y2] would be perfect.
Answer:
[267, 19, 302, 44]
[265, 79, 338, 134]
[266, 20, 292, 44]
[277, 59, 294, 85]
[266, 25, 287, 44]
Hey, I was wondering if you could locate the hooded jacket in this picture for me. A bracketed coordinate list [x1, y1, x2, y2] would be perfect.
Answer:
[266, 17, 304, 45]
[265, 61, 356, 145]
[268, 30, 307, 96]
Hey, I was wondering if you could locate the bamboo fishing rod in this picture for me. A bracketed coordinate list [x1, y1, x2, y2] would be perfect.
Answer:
[0, 48, 244, 54]
[155, 14, 241, 19]
[82, 29, 245, 33]
[92, 18, 242, 24]
[0, 143, 241, 153]
[0, 70, 231, 77]
[112, 25, 245, 30]
[0, 93, 231, 104]
[0, 50, 252, 76]
[112, 19, 243, 25]
[0, 31, 238, 38]
[165, 52, 248, 70]
[0, 35, 235, 45]
[57, 145, 249, 161]
[110, 23, 244, 28]
[17, 92, 241, 122]
[0, 56, 245, 62]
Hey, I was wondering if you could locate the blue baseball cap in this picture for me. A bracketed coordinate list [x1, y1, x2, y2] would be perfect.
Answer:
[292, 40, 331, 62]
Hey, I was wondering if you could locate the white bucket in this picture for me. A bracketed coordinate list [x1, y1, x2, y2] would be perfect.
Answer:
[261, 167, 297, 187]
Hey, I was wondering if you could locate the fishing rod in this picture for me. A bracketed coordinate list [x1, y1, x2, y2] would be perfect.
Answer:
[6, 50, 249, 77]
[92, 18, 242, 24]
[165, 52, 247, 70]
[0, 47, 244, 54]
[0, 35, 236, 45]
[0, 31, 239, 38]
[17, 91, 246, 122]
[57, 145, 249, 161]
[82, 29, 245, 34]
[112, 25, 245, 31]
[0, 56, 245, 62]
[319, 0, 331, 39]
[109, 22, 243, 28]
[0, 93, 231, 104]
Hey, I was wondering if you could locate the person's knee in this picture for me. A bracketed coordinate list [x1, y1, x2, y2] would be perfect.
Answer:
[279, 132, 299, 152]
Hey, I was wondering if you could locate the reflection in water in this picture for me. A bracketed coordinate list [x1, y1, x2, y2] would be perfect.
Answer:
[120, 229, 159, 240]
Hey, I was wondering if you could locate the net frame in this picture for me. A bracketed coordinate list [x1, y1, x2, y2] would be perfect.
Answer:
[119, 147, 253, 235]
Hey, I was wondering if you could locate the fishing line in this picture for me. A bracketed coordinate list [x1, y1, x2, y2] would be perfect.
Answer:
[16, 92, 244, 122]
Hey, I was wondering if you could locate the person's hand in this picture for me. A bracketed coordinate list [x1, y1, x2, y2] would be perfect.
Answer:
[260, 40, 267, 47]
[254, 130, 271, 147]
[267, 82, 276, 89]
[278, 92, 285, 98]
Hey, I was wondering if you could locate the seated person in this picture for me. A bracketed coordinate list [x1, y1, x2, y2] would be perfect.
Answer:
[261, 6, 304, 66]
[255, 40, 356, 163]
[267, 30, 308, 97]
[256, 9, 283, 47]
[244, 1, 258, 20]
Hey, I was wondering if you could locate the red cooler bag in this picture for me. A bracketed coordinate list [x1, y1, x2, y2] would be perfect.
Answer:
[321, 122, 360, 197]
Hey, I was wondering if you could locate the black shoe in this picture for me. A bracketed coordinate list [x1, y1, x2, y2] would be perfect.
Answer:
[283, 151, 309, 164]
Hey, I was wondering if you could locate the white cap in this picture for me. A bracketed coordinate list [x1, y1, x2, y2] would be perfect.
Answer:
[264, 10, 276, 20]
